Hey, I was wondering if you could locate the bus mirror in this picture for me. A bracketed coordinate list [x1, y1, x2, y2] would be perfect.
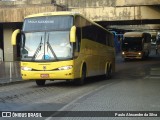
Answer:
[11, 29, 20, 45]
[70, 26, 76, 43]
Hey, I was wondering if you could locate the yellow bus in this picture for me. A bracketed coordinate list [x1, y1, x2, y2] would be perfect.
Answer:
[11, 12, 115, 86]
[122, 32, 151, 60]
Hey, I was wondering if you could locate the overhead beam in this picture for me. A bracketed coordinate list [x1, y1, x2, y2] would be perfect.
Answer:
[116, 0, 160, 6]
[71, 6, 160, 21]
[0, 5, 63, 22]
[55, 0, 160, 7]
[107, 24, 160, 31]
[0, 0, 52, 6]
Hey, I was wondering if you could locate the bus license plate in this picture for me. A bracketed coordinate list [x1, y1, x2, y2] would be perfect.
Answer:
[40, 74, 49, 78]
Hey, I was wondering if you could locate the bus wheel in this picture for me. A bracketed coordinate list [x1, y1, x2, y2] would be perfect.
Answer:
[75, 66, 86, 85]
[105, 65, 112, 79]
[36, 80, 46, 86]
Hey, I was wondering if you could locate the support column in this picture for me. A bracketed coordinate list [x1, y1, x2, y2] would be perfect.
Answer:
[3, 24, 14, 62]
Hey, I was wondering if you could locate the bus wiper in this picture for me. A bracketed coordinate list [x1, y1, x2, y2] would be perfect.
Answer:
[32, 36, 43, 60]
[47, 34, 58, 60]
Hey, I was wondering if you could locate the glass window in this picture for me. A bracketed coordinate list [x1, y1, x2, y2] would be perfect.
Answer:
[122, 37, 143, 51]
[21, 31, 72, 61]
[23, 16, 73, 32]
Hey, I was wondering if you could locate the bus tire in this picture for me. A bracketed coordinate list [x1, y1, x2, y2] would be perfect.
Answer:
[36, 80, 46, 86]
[105, 65, 112, 79]
[75, 65, 86, 85]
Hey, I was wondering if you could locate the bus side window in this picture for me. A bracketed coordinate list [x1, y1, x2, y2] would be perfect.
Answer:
[144, 34, 151, 43]
[76, 27, 81, 52]
[147, 34, 151, 43]
[106, 33, 113, 46]
[97, 28, 106, 45]
[106, 33, 109, 46]
[111, 34, 114, 47]
[143, 35, 147, 43]
[75, 16, 81, 52]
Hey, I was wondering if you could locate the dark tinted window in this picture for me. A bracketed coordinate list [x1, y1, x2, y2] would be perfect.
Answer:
[122, 37, 143, 51]
[76, 16, 113, 47]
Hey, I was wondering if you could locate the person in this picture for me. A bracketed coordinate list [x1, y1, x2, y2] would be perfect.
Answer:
[0, 48, 3, 62]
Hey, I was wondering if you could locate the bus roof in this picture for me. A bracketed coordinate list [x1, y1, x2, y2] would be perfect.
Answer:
[124, 32, 149, 37]
[25, 11, 112, 35]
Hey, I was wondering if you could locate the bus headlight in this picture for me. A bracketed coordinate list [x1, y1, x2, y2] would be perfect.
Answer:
[122, 52, 125, 55]
[138, 52, 142, 55]
[58, 66, 73, 70]
[21, 66, 32, 71]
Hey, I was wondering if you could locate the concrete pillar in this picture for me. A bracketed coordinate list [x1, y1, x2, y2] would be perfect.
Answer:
[3, 24, 14, 62]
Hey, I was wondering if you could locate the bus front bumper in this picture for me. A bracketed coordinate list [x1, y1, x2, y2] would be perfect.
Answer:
[122, 51, 143, 59]
[21, 70, 74, 80]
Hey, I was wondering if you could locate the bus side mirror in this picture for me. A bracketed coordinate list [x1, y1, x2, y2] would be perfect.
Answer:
[70, 26, 76, 43]
[11, 29, 20, 45]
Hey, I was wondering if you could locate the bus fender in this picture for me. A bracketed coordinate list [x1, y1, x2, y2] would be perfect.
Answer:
[105, 62, 110, 74]
[80, 61, 87, 78]
[105, 62, 112, 79]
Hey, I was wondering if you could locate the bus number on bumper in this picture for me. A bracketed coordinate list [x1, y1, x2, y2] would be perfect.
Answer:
[40, 74, 49, 78]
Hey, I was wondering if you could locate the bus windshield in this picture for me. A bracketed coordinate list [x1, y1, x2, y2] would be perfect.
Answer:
[122, 37, 143, 51]
[21, 16, 73, 61]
